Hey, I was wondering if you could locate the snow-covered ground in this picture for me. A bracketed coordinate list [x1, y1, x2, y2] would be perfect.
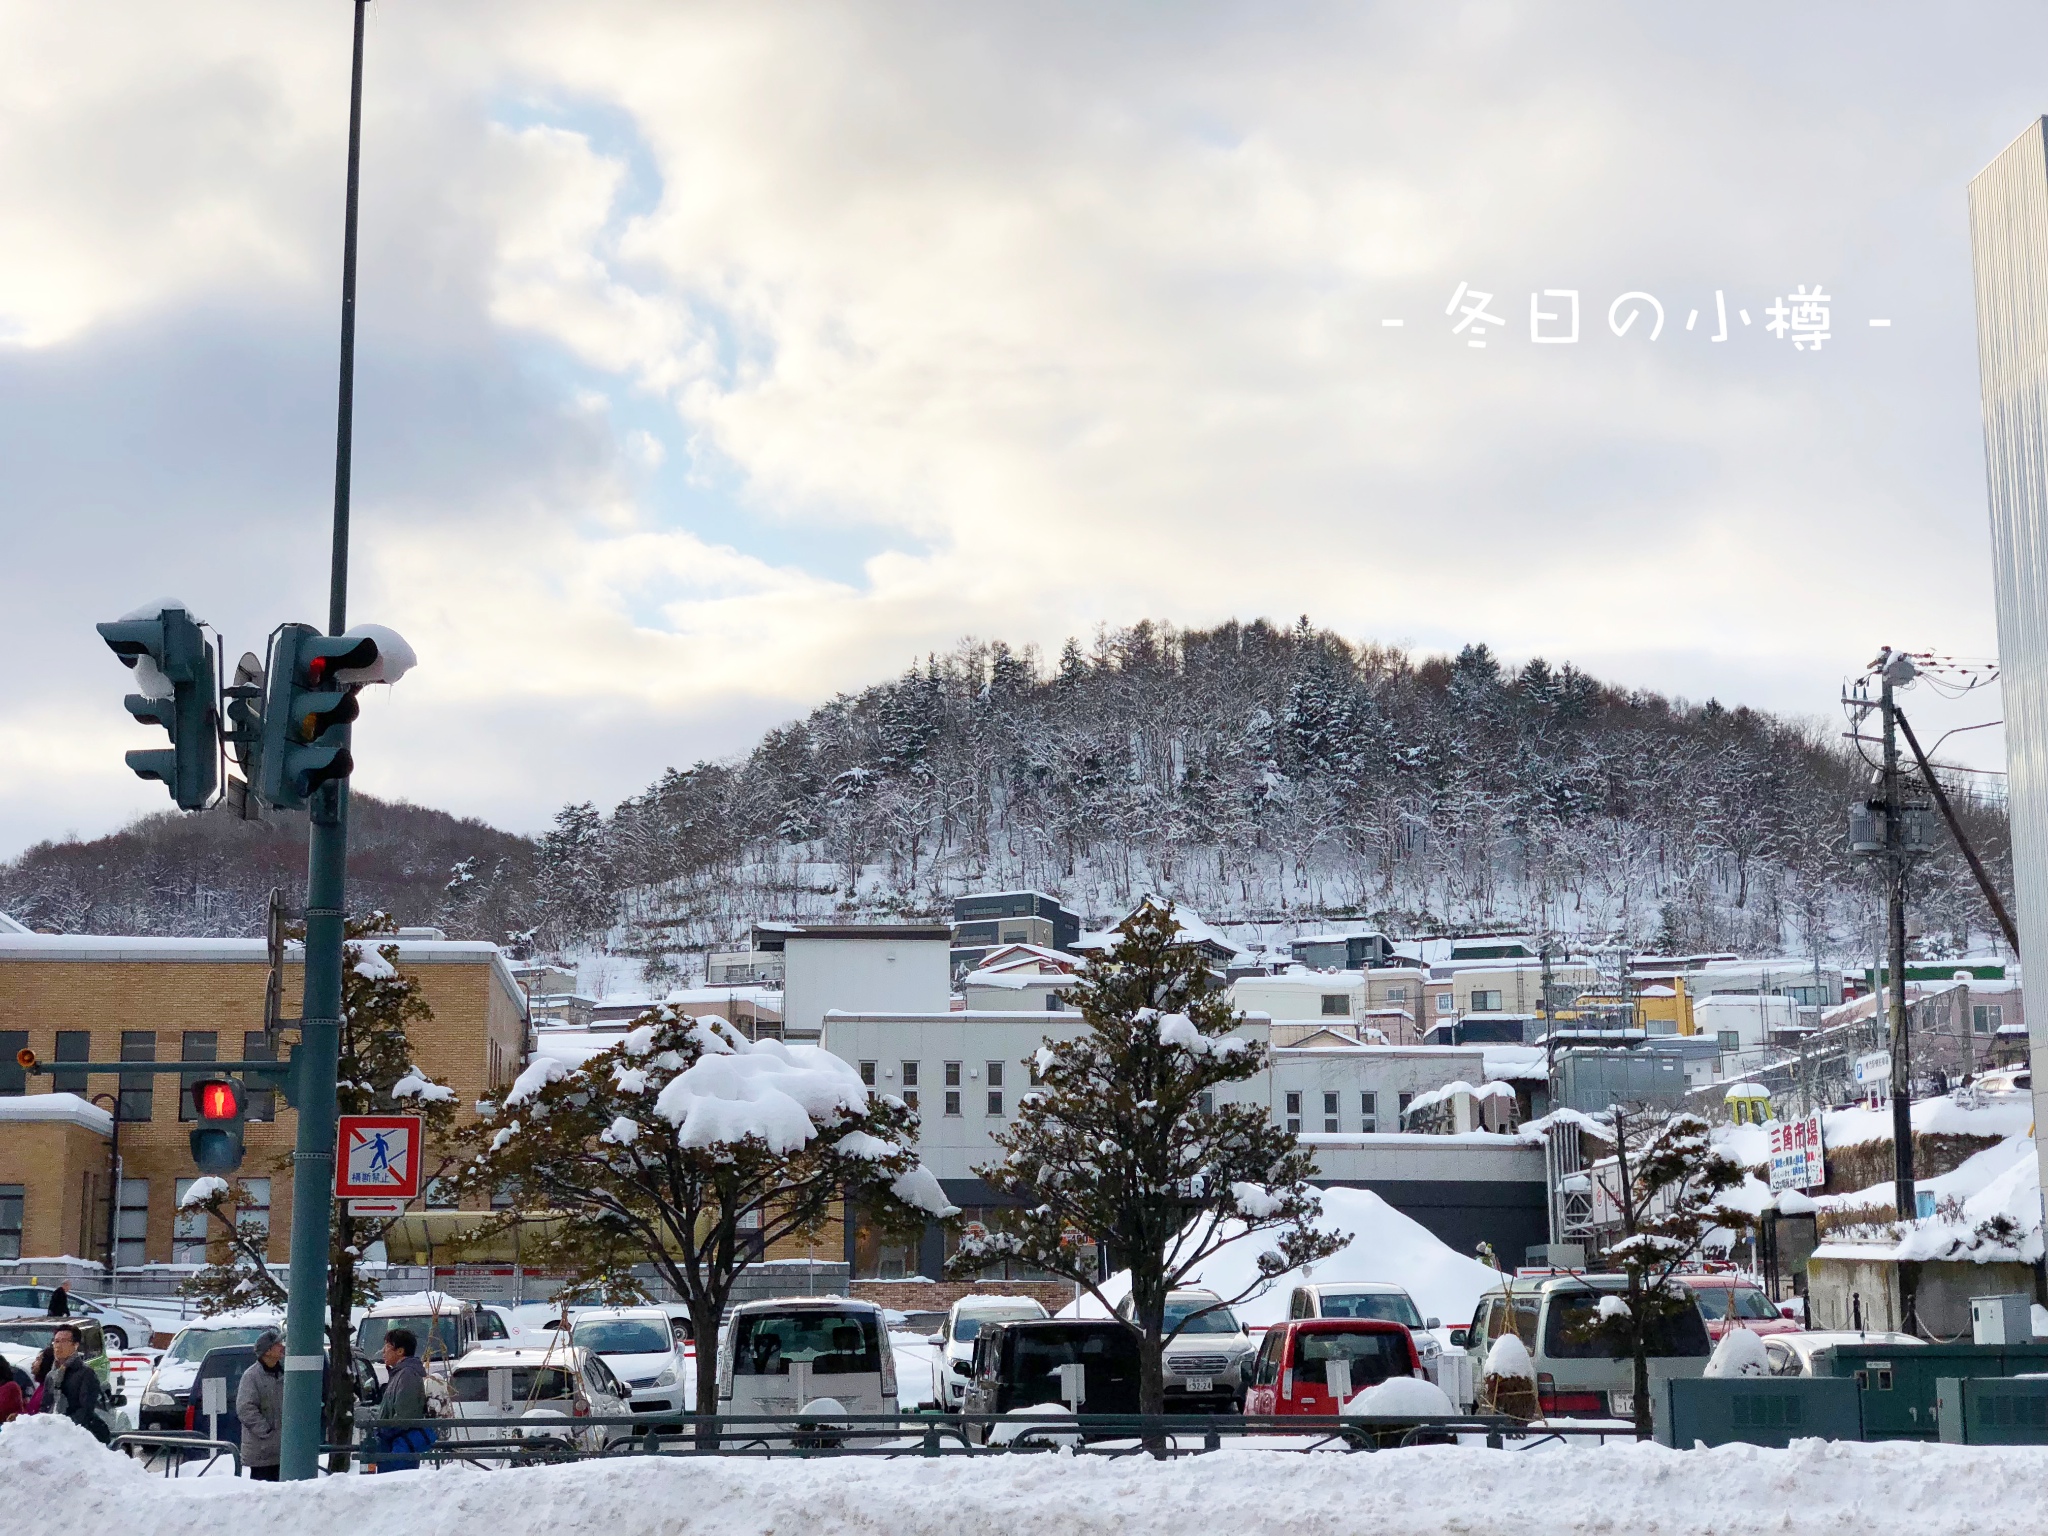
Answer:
[11, 1413, 2047, 1535]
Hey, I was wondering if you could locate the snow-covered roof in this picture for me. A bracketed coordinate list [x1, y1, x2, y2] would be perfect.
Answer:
[961, 965, 1080, 990]
[0, 912, 30, 935]
[0, 1093, 112, 1135]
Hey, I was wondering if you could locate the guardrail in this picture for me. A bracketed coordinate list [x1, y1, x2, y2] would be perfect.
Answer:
[334, 1410, 1629, 1466]
[111, 1431, 243, 1476]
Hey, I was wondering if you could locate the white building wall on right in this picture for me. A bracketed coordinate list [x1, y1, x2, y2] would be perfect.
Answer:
[1969, 117, 2048, 1200]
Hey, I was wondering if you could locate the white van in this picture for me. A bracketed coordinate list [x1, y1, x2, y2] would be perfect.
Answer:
[356, 1291, 479, 1378]
[716, 1298, 896, 1424]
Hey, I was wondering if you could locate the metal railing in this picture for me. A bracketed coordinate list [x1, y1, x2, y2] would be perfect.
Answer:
[334, 1410, 1630, 1466]
[111, 1431, 243, 1477]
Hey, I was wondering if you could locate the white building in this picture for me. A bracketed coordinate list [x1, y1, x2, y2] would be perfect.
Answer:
[774, 923, 952, 1039]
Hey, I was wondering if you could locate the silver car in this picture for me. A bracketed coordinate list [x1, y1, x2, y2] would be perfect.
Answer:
[0, 1285, 154, 1351]
[1117, 1288, 1256, 1410]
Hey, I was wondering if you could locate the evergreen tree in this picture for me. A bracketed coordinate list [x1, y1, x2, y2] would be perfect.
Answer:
[951, 901, 1344, 1419]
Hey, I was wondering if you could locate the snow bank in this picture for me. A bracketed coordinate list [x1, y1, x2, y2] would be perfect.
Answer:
[1343, 1375, 1454, 1417]
[1704, 1329, 1770, 1379]
[13, 1410, 2048, 1535]
[1064, 1186, 1503, 1332]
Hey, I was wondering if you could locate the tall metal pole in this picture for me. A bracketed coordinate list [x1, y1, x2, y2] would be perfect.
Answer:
[1881, 667, 1919, 1334]
[281, 0, 368, 1481]
[92, 1093, 122, 1296]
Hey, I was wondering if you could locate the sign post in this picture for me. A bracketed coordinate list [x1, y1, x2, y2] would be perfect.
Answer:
[1768, 1113, 1827, 1192]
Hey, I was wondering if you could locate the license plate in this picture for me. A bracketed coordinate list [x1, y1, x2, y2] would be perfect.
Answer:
[1609, 1392, 1634, 1417]
[1184, 1376, 1213, 1393]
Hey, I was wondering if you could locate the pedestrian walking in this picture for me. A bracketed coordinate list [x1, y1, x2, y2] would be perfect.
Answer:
[236, 1331, 286, 1480]
[367, 1328, 436, 1472]
[37, 1324, 108, 1443]
[45, 1284, 70, 1318]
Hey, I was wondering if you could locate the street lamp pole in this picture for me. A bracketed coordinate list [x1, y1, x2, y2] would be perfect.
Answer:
[89, 1092, 122, 1298]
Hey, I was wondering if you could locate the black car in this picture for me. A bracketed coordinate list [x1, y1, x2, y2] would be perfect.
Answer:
[961, 1320, 1140, 1436]
[180, 1345, 260, 1450]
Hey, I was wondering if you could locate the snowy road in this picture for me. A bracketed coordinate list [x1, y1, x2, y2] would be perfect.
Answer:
[11, 1413, 2048, 1536]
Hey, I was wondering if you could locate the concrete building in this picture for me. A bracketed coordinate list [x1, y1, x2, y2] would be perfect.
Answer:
[950, 891, 1082, 971]
[0, 929, 525, 1271]
[773, 923, 952, 1039]
[1969, 116, 2048, 1198]
[957, 945, 1081, 1012]
[1232, 966, 1428, 1040]
[0, 1094, 114, 1263]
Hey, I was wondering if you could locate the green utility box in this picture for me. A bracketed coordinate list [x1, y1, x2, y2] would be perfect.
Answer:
[1937, 1377, 2048, 1445]
[1821, 1344, 2048, 1440]
[1658, 1377, 1862, 1448]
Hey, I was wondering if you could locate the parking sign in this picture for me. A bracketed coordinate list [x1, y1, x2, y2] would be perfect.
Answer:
[336, 1114, 423, 1199]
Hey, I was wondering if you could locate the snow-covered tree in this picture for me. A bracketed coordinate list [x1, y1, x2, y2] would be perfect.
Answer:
[950, 899, 1345, 1418]
[176, 1176, 285, 1313]
[457, 1007, 956, 1425]
[1589, 1108, 1749, 1440]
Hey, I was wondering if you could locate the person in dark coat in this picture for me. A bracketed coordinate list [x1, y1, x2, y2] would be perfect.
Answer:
[37, 1325, 107, 1443]
[236, 1331, 286, 1479]
[45, 1284, 70, 1318]
[368, 1328, 435, 1472]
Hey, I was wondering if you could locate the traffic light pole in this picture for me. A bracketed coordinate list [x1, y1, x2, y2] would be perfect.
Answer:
[281, 0, 368, 1482]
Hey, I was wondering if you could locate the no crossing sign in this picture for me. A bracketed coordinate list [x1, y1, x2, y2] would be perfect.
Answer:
[336, 1114, 424, 1200]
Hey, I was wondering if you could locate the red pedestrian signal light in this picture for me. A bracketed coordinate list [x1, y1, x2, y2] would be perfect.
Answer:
[194, 1080, 241, 1119]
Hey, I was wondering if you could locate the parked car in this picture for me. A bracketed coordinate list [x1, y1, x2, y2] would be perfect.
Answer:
[1113, 1288, 1255, 1410]
[356, 1292, 478, 1377]
[929, 1295, 1049, 1411]
[1452, 1274, 1711, 1425]
[442, 1345, 630, 1452]
[1286, 1283, 1444, 1370]
[961, 1319, 1140, 1436]
[570, 1306, 692, 1417]
[1245, 1318, 1424, 1415]
[1676, 1276, 1801, 1340]
[0, 1285, 155, 1351]
[137, 1309, 285, 1432]
[177, 1344, 259, 1450]
[716, 1299, 897, 1425]
[1761, 1330, 1924, 1377]
[476, 1305, 517, 1343]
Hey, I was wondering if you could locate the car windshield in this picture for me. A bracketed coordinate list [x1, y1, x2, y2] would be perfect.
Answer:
[1164, 1301, 1242, 1335]
[953, 1311, 1038, 1343]
[0, 1321, 97, 1353]
[1009, 1327, 1140, 1377]
[1543, 1290, 1711, 1359]
[732, 1311, 882, 1376]
[169, 1325, 274, 1364]
[573, 1319, 672, 1355]
[1316, 1292, 1424, 1328]
[1728, 1289, 1780, 1320]
[1295, 1329, 1410, 1389]
[357, 1314, 463, 1362]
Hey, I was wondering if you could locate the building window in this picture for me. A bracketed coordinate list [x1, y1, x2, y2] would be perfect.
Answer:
[242, 1033, 275, 1121]
[1717, 1031, 1741, 1053]
[1321, 994, 1348, 1017]
[1470, 990, 1503, 1012]
[986, 1061, 1004, 1116]
[1435, 994, 1454, 1015]
[0, 1033, 22, 1097]
[53, 1031, 90, 1096]
[1397, 1092, 1413, 1122]
[116, 1179, 149, 1268]
[241, 1178, 272, 1240]
[1974, 1004, 2002, 1035]
[904, 1090, 919, 1111]
[944, 1090, 961, 1116]
[1360, 1092, 1377, 1133]
[902, 1062, 919, 1089]
[1196, 1091, 1214, 1115]
[859, 1061, 876, 1087]
[1385, 986, 1407, 1005]
[1046, 994, 1064, 1011]
[119, 1032, 156, 1122]
[945, 1061, 962, 1087]
[1284, 1090, 1301, 1134]
[178, 1032, 218, 1122]
[0, 1186, 22, 1261]
[1323, 1091, 1340, 1133]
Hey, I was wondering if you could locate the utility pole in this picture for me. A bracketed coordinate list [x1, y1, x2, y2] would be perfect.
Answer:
[1879, 653, 1919, 1335]
[280, 0, 369, 1481]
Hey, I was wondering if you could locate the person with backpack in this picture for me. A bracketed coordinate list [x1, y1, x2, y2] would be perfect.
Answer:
[367, 1328, 435, 1472]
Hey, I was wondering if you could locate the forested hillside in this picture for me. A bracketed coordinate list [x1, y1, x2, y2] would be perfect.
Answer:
[0, 793, 536, 941]
[528, 620, 2011, 980]
[3, 620, 2008, 975]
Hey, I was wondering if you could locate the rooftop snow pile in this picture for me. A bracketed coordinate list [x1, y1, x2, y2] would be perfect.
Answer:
[12, 1409, 2047, 1535]
[1066, 1185, 1504, 1330]
[652, 1031, 867, 1154]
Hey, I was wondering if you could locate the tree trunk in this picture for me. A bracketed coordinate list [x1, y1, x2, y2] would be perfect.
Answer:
[1632, 1334, 1651, 1441]
[691, 1295, 724, 1448]
[325, 1239, 358, 1472]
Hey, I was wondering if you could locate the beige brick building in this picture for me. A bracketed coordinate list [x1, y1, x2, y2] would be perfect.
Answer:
[0, 930, 525, 1269]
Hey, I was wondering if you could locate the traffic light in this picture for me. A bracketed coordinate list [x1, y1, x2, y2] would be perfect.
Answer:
[95, 605, 219, 810]
[189, 1077, 247, 1173]
[255, 624, 381, 810]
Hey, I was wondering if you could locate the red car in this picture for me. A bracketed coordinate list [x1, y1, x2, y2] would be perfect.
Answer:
[1244, 1319, 1423, 1415]
[1678, 1276, 1799, 1340]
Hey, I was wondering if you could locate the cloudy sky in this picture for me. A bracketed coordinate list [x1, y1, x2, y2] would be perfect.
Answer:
[0, 1, 2037, 857]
